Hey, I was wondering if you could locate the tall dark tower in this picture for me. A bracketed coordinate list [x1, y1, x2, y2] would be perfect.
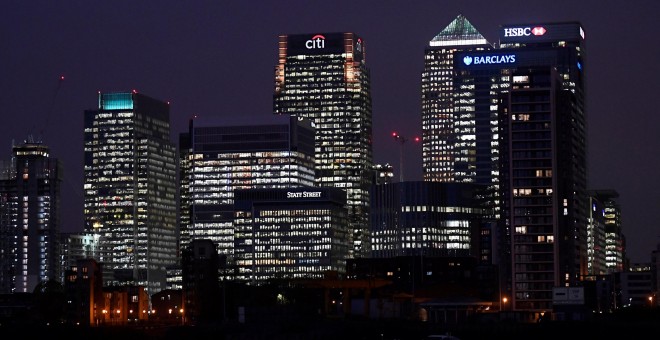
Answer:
[83, 91, 177, 295]
[274, 32, 373, 258]
[0, 140, 62, 293]
[495, 22, 588, 312]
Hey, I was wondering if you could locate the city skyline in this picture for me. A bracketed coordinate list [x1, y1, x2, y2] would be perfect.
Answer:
[1, 1, 659, 263]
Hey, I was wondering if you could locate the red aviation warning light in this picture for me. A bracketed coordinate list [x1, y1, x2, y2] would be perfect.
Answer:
[391, 131, 420, 182]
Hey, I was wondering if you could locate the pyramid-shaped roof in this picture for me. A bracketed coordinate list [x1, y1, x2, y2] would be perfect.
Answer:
[430, 14, 489, 47]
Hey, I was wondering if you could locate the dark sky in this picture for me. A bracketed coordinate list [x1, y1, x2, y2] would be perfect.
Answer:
[2, 1, 659, 263]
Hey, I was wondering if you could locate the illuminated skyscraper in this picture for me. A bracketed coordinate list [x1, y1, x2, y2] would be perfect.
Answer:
[493, 21, 588, 311]
[274, 32, 373, 257]
[178, 115, 316, 262]
[423, 17, 588, 313]
[421, 14, 493, 183]
[0, 140, 62, 293]
[83, 91, 177, 295]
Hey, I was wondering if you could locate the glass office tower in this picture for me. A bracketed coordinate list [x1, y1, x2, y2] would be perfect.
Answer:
[178, 115, 316, 263]
[432, 20, 588, 313]
[421, 14, 493, 183]
[0, 140, 62, 293]
[274, 32, 373, 258]
[83, 91, 177, 295]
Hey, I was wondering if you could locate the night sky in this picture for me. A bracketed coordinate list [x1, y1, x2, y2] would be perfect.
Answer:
[2, 1, 659, 263]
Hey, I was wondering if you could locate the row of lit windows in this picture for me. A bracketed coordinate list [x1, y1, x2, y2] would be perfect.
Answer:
[259, 209, 330, 217]
[401, 205, 482, 214]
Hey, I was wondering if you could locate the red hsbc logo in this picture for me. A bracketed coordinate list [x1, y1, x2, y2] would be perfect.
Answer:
[504, 26, 547, 37]
[306, 34, 325, 49]
[532, 27, 546, 36]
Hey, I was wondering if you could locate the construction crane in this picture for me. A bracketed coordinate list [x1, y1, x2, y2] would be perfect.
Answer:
[30, 74, 65, 142]
[391, 132, 420, 182]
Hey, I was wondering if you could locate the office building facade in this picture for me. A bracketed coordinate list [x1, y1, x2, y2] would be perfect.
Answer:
[59, 232, 102, 285]
[178, 115, 316, 262]
[0, 140, 62, 293]
[497, 58, 587, 311]
[421, 14, 494, 184]
[233, 187, 348, 284]
[83, 91, 177, 295]
[370, 181, 490, 258]
[274, 32, 373, 257]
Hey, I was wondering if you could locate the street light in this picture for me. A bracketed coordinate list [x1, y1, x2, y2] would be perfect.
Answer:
[501, 297, 508, 312]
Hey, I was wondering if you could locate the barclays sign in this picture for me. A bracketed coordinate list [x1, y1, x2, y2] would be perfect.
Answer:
[463, 54, 516, 66]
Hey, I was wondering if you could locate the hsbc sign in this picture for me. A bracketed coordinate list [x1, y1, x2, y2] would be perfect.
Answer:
[504, 26, 547, 37]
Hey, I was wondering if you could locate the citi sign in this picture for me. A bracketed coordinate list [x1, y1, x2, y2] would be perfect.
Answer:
[503, 26, 547, 37]
[463, 54, 516, 66]
[306, 34, 325, 49]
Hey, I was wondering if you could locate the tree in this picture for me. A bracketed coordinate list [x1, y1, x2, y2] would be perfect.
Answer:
[32, 279, 65, 325]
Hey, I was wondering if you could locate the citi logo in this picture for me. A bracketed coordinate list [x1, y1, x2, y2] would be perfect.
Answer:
[306, 34, 326, 49]
[504, 26, 546, 37]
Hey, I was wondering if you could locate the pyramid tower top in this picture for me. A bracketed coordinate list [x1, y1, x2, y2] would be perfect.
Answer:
[430, 14, 490, 47]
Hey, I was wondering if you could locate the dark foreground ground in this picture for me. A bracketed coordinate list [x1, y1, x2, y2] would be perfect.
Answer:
[1, 311, 657, 339]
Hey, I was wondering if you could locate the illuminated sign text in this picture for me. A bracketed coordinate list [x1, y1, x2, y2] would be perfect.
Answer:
[504, 26, 546, 37]
[287, 191, 322, 198]
[305, 35, 326, 49]
[463, 54, 516, 66]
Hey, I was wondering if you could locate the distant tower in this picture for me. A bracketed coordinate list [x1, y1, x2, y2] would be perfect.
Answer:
[587, 192, 607, 276]
[83, 91, 177, 295]
[0, 141, 62, 293]
[590, 190, 624, 273]
[274, 32, 374, 258]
